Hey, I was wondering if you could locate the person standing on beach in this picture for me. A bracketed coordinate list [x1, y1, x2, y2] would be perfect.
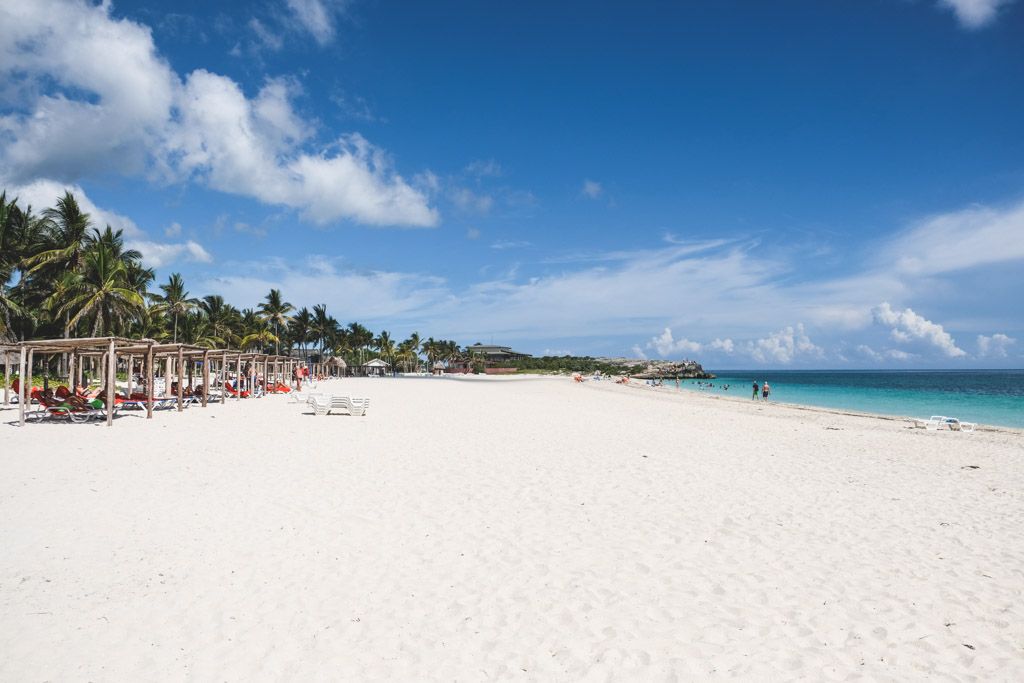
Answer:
[762, 381, 770, 401]
[752, 381, 759, 399]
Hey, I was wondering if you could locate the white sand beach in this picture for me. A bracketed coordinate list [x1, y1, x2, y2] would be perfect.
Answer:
[2, 375, 1022, 680]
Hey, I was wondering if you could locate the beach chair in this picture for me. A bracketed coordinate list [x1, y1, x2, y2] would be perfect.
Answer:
[912, 416, 949, 430]
[330, 395, 370, 416]
[307, 394, 332, 416]
[946, 418, 976, 432]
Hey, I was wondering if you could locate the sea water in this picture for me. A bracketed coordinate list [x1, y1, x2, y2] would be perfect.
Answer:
[673, 370, 1024, 429]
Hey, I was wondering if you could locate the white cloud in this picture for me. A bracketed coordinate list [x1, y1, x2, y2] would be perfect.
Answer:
[0, 0, 437, 228]
[630, 345, 647, 361]
[856, 344, 882, 361]
[977, 333, 1016, 358]
[164, 222, 182, 238]
[131, 240, 212, 268]
[872, 302, 966, 358]
[248, 17, 284, 51]
[646, 328, 702, 357]
[286, 0, 344, 45]
[581, 179, 602, 199]
[708, 338, 735, 354]
[490, 240, 531, 250]
[465, 160, 502, 177]
[937, 0, 1015, 28]
[883, 198, 1024, 276]
[886, 349, 914, 361]
[745, 324, 824, 364]
[466, 228, 481, 240]
[451, 187, 493, 214]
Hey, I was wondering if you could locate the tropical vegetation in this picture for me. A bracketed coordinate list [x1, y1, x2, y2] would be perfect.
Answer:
[1, 191, 471, 373]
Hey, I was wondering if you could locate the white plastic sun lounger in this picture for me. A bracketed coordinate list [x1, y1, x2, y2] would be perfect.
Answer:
[307, 394, 370, 416]
[911, 415, 949, 430]
[946, 418, 976, 432]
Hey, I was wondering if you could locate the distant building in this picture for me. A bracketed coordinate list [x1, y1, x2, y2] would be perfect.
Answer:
[465, 343, 533, 362]
[361, 358, 390, 376]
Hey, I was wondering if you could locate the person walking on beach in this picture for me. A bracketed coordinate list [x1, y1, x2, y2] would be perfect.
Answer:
[752, 381, 759, 400]
[762, 381, 770, 401]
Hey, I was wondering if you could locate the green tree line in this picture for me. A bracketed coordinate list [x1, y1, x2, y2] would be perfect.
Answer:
[1, 190, 470, 371]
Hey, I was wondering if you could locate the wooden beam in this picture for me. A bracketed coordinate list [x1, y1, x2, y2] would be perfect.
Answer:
[146, 344, 155, 419]
[106, 338, 115, 427]
[177, 345, 184, 412]
[17, 346, 26, 426]
[202, 350, 209, 408]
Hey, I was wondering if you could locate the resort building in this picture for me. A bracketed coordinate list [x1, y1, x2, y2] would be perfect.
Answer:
[464, 343, 533, 362]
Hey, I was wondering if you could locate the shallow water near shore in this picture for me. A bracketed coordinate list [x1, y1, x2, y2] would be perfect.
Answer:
[671, 369, 1024, 428]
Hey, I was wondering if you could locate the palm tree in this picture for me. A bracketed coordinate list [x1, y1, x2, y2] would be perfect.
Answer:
[21, 191, 92, 276]
[401, 331, 422, 372]
[201, 295, 241, 348]
[289, 306, 313, 358]
[347, 321, 373, 365]
[312, 304, 338, 360]
[258, 288, 293, 354]
[375, 330, 396, 373]
[150, 272, 198, 342]
[52, 246, 144, 336]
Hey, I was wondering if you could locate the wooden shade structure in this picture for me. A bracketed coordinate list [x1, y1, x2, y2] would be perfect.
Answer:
[9, 337, 303, 426]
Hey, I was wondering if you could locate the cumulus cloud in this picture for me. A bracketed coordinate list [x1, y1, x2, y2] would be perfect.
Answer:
[937, 0, 1015, 28]
[708, 338, 735, 354]
[0, 0, 437, 228]
[872, 302, 966, 357]
[977, 333, 1016, 358]
[581, 179, 602, 199]
[646, 328, 703, 357]
[746, 324, 824, 364]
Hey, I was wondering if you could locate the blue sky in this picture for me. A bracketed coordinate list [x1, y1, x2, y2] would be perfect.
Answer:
[2, 0, 1023, 367]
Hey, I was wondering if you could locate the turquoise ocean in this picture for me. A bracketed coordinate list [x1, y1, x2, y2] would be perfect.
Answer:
[672, 370, 1024, 429]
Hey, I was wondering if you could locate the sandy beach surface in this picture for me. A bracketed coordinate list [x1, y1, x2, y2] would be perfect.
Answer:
[2, 375, 1022, 680]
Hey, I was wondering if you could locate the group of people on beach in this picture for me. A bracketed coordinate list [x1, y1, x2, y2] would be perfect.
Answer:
[752, 380, 770, 401]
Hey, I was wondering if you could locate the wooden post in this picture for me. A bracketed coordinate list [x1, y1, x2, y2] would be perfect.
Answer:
[3, 351, 9, 406]
[126, 354, 133, 399]
[221, 352, 227, 404]
[17, 346, 26, 426]
[106, 339, 116, 427]
[177, 345, 184, 412]
[26, 347, 34, 405]
[236, 354, 242, 401]
[146, 345, 155, 419]
[164, 357, 172, 397]
[67, 352, 75, 395]
[202, 351, 210, 408]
